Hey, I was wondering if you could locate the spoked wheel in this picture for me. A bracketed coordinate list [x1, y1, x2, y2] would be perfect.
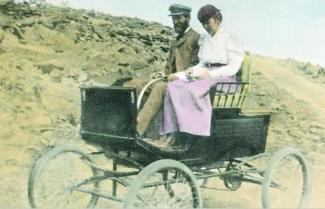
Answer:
[28, 144, 101, 209]
[124, 159, 202, 208]
[261, 147, 311, 208]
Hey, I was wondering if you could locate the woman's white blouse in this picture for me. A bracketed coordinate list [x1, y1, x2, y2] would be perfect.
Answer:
[175, 27, 244, 80]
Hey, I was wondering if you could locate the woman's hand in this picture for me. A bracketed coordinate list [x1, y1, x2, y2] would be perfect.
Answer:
[167, 74, 178, 81]
[185, 67, 211, 81]
[185, 68, 195, 80]
[198, 69, 211, 80]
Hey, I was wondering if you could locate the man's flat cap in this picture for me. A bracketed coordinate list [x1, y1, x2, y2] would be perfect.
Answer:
[168, 4, 192, 16]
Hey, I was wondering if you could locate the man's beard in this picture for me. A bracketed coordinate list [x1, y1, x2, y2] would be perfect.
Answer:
[174, 23, 188, 34]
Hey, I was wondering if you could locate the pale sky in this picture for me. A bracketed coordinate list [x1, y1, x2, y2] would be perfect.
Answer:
[47, 0, 325, 67]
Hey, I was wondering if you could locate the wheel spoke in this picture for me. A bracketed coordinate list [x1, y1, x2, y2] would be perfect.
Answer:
[269, 156, 304, 207]
[150, 185, 159, 199]
[135, 194, 150, 207]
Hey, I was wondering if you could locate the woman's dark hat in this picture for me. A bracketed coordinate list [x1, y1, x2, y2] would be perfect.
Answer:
[168, 4, 192, 16]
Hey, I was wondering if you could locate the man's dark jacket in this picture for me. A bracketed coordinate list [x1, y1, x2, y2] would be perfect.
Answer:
[164, 28, 200, 75]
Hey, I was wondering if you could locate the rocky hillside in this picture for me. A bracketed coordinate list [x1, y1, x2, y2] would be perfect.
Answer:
[0, 2, 325, 208]
[0, 4, 174, 206]
[0, 1, 174, 150]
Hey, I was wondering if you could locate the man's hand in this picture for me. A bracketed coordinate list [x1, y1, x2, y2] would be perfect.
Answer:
[151, 72, 165, 79]
[167, 74, 178, 81]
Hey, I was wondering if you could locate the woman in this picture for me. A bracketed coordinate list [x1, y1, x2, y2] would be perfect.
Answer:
[162, 4, 244, 136]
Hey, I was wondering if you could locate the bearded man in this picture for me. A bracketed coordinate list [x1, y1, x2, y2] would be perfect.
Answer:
[124, 4, 200, 140]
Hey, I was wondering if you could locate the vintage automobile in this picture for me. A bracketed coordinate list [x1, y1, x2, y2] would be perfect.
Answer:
[28, 58, 311, 208]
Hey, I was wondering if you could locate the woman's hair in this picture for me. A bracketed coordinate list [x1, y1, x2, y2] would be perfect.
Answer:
[197, 4, 222, 24]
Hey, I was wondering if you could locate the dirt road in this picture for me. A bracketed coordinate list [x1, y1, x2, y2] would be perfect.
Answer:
[253, 57, 325, 112]
[248, 57, 325, 208]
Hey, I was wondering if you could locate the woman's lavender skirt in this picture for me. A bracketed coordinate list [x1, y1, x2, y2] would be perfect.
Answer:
[161, 77, 236, 136]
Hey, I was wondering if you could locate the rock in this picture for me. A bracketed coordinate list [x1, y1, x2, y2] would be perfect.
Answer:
[0, 28, 4, 43]
[160, 46, 169, 53]
[35, 60, 64, 74]
[319, 67, 325, 75]
[309, 128, 318, 134]
[130, 61, 148, 70]
[147, 56, 158, 64]
[118, 62, 129, 67]
[66, 113, 77, 126]
[35, 63, 61, 74]
[11, 24, 24, 40]
[301, 62, 320, 77]
[117, 46, 136, 54]
[77, 72, 88, 82]
[32, 84, 42, 100]
[50, 69, 63, 83]
[142, 40, 153, 46]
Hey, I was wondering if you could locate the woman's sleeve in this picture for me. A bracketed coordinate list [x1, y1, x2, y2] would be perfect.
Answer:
[174, 71, 187, 80]
[196, 34, 206, 67]
[208, 35, 244, 78]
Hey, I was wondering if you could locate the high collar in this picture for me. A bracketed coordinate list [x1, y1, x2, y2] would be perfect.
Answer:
[209, 27, 224, 39]
[183, 26, 191, 34]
